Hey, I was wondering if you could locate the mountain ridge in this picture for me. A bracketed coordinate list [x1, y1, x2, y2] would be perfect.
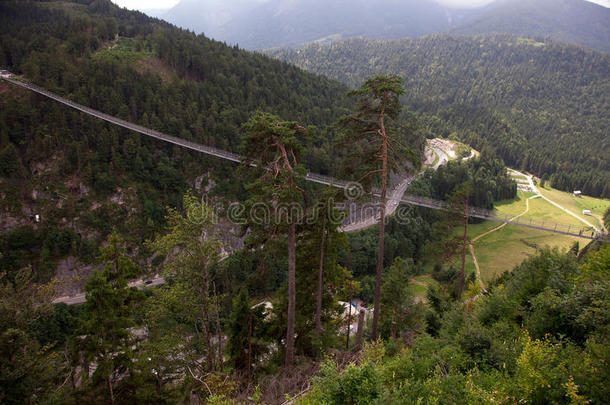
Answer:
[159, 0, 610, 52]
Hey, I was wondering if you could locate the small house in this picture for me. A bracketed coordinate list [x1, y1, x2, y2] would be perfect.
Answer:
[573, 190, 582, 197]
[0, 70, 10, 78]
[583, 210, 592, 216]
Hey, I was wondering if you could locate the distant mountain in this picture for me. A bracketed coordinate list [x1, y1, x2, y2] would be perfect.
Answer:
[215, 0, 482, 50]
[160, 0, 610, 52]
[165, 0, 480, 49]
[270, 35, 610, 197]
[451, 0, 610, 53]
[162, 0, 268, 36]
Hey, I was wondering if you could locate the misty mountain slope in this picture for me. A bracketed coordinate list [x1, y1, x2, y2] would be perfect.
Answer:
[215, 0, 458, 49]
[270, 35, 610, 197]
[160, 0, 610, 53]
[451, 0, 610, 53]
[168, 0, 479, 50]
[162, 0, 267, 36]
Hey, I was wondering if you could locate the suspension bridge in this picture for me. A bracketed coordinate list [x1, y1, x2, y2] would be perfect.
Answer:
[2, 74, 608, 242]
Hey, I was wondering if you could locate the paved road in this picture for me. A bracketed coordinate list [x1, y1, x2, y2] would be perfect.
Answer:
[52, 276, 166, 305]
[340, 173, 416, 233]
[340, 139, 450, 233]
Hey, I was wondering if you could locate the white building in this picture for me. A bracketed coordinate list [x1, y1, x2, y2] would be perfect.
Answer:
[0, 70, 10, 78]
[583, 210, 592, 216]
[573, 190, 582, 197]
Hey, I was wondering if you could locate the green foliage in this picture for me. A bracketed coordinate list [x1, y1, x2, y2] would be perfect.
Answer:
[307, 360, 380, 405]
[74, 232, 144, 401]
[412, 152, 517, 209]
[147, 192, 224, 373]
[336, 74, 419, 187]
[0, 225, 96, 282]
[302, 247, 610, 404]
[0, 267, 63, 404]
[380, 258, 419, 338]
[92, 37, 154, 64]
[0, 143, 23, 177]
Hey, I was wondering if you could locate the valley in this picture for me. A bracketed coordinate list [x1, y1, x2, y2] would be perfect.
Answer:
[0, 1, 608, 404]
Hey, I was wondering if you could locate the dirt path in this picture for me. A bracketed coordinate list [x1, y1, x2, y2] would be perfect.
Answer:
[538, 193, 599, 232]
[469, 195, 535, 288]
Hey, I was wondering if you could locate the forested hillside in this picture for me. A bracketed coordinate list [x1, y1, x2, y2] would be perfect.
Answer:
[0, 0, 352, 280]
[451, 0, 610, 54]
[270, 35, 610, 198]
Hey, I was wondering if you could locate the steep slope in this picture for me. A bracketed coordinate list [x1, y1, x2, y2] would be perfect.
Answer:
[452, 0, 610, 53]
[270, 36, 610, 197]
[0, 0, 350, 281]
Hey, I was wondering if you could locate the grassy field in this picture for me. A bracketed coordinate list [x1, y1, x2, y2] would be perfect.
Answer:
[412, 169, 608, 297]
[509, 174, 529, 181]
[467, 224, 580, 283]
[493, 192, 534, 217]
[538, 186, 609, 230]
[465, 188, 605, 283]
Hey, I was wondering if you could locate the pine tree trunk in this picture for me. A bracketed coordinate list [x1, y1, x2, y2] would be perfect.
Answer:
[354, 309, 365, 351]
[213, 282, 223, 370]
[285, 222, 296, 367]
[200, 270, 213, 371]
[107, 374, 115, 405]
[315, 216, 327, 341]
[345, 296, 353, 350]
[372, 108, 388, 341]
[458, 198, 469, 300]
[247, 313, 253, 379]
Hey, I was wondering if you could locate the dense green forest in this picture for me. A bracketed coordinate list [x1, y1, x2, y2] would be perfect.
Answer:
[0, 0, 352, 278]
[270, 35, 610, 198]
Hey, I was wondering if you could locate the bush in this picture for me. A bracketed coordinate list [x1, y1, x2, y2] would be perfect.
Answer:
[309, 360, 379, 405]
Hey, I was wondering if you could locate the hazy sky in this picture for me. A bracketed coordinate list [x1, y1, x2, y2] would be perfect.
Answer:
[111, 0, 610, 11]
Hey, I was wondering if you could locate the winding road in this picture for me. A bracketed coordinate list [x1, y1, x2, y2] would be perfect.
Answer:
[340, 139, 455, 233]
